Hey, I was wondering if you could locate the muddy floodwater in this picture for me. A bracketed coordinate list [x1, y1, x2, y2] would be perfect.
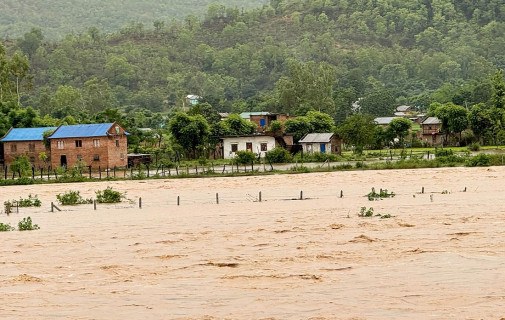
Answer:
[1, 167, 505, 319]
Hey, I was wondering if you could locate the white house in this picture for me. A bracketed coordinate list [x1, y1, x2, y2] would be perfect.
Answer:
[222, 135, 276, 159]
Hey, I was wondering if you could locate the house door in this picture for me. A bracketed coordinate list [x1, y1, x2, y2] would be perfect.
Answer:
[60, 155, 67, 167]
[260, 119, 266, 127]
[320, 144, 326, 153]
[246, 142, 252, 152]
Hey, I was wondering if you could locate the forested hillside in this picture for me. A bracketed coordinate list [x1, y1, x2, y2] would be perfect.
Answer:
[1, 0, 505, 132]
[0, 0, 268, 39]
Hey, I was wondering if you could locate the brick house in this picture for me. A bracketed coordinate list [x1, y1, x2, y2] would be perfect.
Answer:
[0, 127, 57, 168]
[48, 123, 128, 169]
[240, 112, 295, 132]
[418, 117, 443, 146]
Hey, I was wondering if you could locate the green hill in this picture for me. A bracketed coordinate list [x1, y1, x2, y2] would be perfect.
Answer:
[1, 0, 505, 125]
[0, 0, 268, 39]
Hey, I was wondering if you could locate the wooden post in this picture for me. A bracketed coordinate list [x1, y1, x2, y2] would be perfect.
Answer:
[195, 165, 198, 174]
[186, 165, 189, 174]
[222, 164, 226, 174]
[51, 202, 54, 212]
[340, 190, 343, 198]
[40, 167, 43, 179]
[427, 151, 430, 159]
[422, 187, 425, 194]
[251, 161, 254, 172]
[54, 169, 58, 179]
[300, 190, 303, 200]
[177, 196, 180, 206]
[124, 166, 127, 178]
[464, 187, 467, 192]
[4, 166, 6, 179]
[175, 166, 179, 175]
[93, 200, 97, 210]
[32, 167, 35, 179]
[107, 167, 109, 178]
[216, 193, 219, 204]
[161, 164, 164, 176]
[259, 191, 262, 202]
[139, 197, 142, 209]
[99, 166, 101, 179]
[113, 166, 116, 178]
[47, 167, 50, 180]
[146, 165, 150, 178]
[130, 166, 133, 178]
[390, 150, 393, 160]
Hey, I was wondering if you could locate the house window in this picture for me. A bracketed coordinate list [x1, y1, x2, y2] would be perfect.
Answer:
[10, 144, 17, 152]
[29, 143, 35, 152]
[57, 141, 64, 149]
[231, 143, 238, 152]
[75, 140, 82, 148]
[261, 143, 268, 151]
[116, 139, 120, 147]
[77, 154, 83, 161]
[29, 157, 35, 162]
[93, 154, 100, 161]
[93, 139, 100, 147]
[246, 142, 253, 152]
[120, 153, 125, 160]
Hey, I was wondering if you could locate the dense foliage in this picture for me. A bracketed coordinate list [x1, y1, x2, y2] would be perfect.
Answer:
[1, 0, 505, 156]
[0, 0, 268, 39]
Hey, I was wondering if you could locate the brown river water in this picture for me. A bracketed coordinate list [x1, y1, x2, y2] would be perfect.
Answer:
[0, 167, 504, 319]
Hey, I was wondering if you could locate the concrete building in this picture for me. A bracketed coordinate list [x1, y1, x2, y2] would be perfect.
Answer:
[221, 134, 276, 159]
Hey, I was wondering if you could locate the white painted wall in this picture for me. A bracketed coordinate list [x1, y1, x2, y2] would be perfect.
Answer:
[222, 136, 276, 159]
[301, 142, 331, 154]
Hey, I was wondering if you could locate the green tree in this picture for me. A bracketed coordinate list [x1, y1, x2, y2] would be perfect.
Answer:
[337, 113, 376, 154]
[358, 90, 396, 117]
[490, 70, 505, 109]
[388, 118, 412, 148]
[168, 112, 210, 158]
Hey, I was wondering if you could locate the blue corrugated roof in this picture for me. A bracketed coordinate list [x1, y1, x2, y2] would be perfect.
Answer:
[50, 123, 116, 139]
[0, 127, 57, 142]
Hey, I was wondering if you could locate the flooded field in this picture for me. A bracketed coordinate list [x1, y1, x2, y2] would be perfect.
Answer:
[0, 167, 504, 319]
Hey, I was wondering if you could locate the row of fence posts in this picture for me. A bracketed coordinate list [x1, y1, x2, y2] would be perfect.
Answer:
[133, 189, 345, 209]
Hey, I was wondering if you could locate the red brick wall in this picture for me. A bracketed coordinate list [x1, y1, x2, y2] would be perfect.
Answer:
[2, 141, 50, 168]
[50, 135, 127, 170]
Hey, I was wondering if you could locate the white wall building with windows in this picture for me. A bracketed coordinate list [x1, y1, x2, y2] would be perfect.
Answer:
[222, 135, 276, 159]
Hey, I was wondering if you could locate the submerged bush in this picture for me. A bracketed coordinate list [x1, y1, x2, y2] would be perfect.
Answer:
[95, 187, 124, 203]
[0, 223, 14, 232]
[18, 217, 40, 231]
[265, 148, 292, 163]
[57, 190, 93, 205]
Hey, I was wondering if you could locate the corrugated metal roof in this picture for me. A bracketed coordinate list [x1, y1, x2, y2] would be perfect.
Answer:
[298, 133, 334, 143]
[0, 127, 57, 142]
[422, 117, 441, 125]
[49, 123, 115, 139]
[374, 117, 397, 125]
[396, 105, 412, 112]
[240, 112, 271, 119]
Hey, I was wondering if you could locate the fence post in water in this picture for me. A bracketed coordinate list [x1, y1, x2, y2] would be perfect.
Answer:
[216, 193, 219, 204]
[340, 190, 343, 198]
[93, 200, 97, 210]
[32, 167, 35, 179]
[139, 197, 142, 209]
[40, 167, 43, 179]
[300, 190, 303, 200]
[422, 187, 425, 194]
[464, 187, 467, 192]
[222, 164, 226, 174]
[177, 196, 180, 206]
[146, 165, 150, 178]
[259, 191, 262, 202]
[51, 202, 54, 212]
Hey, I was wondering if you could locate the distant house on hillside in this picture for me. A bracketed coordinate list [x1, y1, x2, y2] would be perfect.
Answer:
[240, 112, 294, 131]
[374, 117, 397, 127]
[418, 117, 443, 146]
[186, 94, 201, 106]
[48, 122, 129, 169]
[0, 127, 57, 168]
[298, 133, 342, 155]
[396, 105, 413, 113]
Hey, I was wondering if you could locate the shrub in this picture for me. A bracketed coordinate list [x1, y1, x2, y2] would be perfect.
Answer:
[467, 142, 480, 151]
[233, 151, 256, 165]
[57, 191, 93, 205]
[359, 206, 374, 217]
[5, 194, 41, 208]
[465, 153, 490, 167]
[265, 148, 292, 163]
[9, 155, 31, 177]
[366, 187, 395, 201]
[18, 217, 40, 231]
[0, 223, 14, 232]
[95, 187, 124, 203]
